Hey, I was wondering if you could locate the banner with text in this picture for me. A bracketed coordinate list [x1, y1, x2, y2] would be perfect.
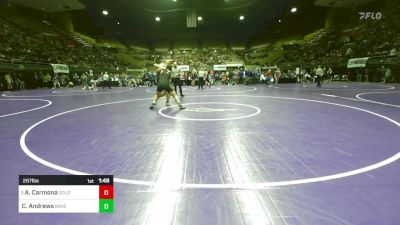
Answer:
[213, 65, 227, 71]
[347, 57, 369, 68]
[50, 64, 70, 73]
[177, 65, 190, 72]
[226, 63, 244, 68]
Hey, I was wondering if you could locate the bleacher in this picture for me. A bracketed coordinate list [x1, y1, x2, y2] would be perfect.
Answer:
[0, 12, 57, 36]
[0, 12, 92, 49]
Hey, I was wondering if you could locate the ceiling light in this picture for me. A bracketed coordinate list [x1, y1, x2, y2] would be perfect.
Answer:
[197, 16, 203, 21]
[239, 15, 245, 20]
[117, 22, 120, 25]
[155, 17, 160, 22]
[291, 7, 297, 13]
[278, 19, 282, 23]
[102, 10, 108, 15]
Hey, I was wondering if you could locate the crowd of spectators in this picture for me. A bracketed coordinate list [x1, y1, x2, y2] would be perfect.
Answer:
[279, 15, 400, 66]
[0, 70, 140, 92]
[129, 48, 245, 67]
[1, 9, 399, 92]
[0, 16, 126, 68]
[0, 14, 249, 73]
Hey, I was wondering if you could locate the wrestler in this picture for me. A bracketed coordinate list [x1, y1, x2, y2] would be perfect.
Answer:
[149, 61, 185, 110]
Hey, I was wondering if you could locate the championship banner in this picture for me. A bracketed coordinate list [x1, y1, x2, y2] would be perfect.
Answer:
[187, 10, 197, 28]
[213, 65, 227, 71]
[177, 65, 190, 72]
[245, 65, 259, 70]
[262, 66, 276, 70]
[126, 68, 146, 72]
[50, 64, 69, 73]
[347, 57, 369, 68]
[226, 63, 244, 68]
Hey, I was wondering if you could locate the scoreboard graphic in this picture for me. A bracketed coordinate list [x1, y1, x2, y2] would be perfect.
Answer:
[19, 175, 114, 213]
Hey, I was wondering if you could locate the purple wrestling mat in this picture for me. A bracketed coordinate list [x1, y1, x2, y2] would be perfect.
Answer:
[1, 84, 399, 225]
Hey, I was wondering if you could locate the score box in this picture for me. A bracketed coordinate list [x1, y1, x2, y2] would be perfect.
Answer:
[99, 185, 114, 213]
[19, 175, 113, 213]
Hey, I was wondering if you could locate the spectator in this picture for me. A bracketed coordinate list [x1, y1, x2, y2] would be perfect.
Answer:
[53, 74, 61, 88]
[102, 72, 111, 89]
[4, 72, 13, 91]
[274, 66, 281, 84]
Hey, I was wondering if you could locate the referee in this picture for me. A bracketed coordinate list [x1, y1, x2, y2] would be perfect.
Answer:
[171, 63, 184, 97]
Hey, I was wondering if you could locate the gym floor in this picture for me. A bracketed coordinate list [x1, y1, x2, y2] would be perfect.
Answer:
[1, 83, 399, 225]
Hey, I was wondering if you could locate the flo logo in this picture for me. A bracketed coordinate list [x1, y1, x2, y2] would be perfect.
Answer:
[359, 12, 382, 20]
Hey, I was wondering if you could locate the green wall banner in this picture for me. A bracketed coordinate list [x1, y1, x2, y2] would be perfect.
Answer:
[50, 64, 70, 73]
[347, 57, 369, 68]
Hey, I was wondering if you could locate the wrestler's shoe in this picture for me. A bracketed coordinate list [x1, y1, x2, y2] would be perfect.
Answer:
[178, 104, 185, 110]
[165, 102, 171, 107]
[150, 103, 156, 110]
